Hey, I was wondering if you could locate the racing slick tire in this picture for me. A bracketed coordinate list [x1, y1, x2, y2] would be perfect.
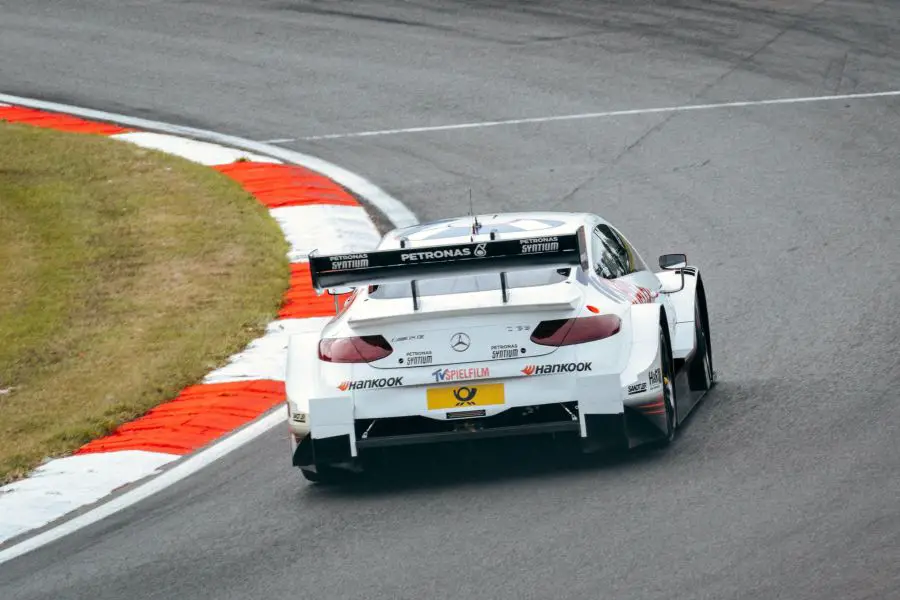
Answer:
[658, 322, 677, 445]
[688, 285, 714, 392]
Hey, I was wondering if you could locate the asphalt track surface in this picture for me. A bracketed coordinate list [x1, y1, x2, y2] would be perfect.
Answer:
[1, 1, 899, 599]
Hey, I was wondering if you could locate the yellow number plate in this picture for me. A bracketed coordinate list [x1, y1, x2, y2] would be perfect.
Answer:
[426, 383, 505, 410]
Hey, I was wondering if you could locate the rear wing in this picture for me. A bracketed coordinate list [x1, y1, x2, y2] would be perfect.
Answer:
[309, 227, 590, 307]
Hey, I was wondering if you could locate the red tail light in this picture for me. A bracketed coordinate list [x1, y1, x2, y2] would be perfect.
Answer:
[530, 315, 621, 346]
[318, 336, 393, 363]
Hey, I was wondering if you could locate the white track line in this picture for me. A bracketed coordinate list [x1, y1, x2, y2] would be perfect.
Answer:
[281, 89, 900, 141]
[0, 94, 417, 565]
[0, 93, 418, 228]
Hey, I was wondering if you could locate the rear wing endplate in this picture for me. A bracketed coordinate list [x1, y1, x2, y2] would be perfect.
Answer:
[309, 227, 590, 302]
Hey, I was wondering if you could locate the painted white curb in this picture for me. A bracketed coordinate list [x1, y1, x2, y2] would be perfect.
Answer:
[272, 204, 381, 262]
[114, 132, 281, 166]
[1, 452, 178, 540]
[203, 318, 332, 384]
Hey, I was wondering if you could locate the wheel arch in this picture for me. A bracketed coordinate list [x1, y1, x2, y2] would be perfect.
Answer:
[656, 266, 702, 359]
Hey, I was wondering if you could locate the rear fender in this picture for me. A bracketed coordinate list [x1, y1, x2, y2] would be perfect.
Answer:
[285, 333, 319, 417]
[286, 334, 357, 456]
[618, 303, 670, 441]
[621, 303, 665, 390]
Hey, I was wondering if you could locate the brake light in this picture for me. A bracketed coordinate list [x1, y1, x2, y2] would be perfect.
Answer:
[530, 315, 621, 346]
[318, 335, 393, 363]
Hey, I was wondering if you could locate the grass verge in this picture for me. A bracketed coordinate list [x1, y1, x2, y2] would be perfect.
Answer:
[0, 123, 288, 484]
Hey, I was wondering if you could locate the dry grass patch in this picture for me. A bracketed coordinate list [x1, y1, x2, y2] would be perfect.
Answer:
[0, 123, 288, 483]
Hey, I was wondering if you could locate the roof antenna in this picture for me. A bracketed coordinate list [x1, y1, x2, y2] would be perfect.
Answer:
[469, 189, 481, 240]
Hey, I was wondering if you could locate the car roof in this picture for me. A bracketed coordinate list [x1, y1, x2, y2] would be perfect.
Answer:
[380, 211, 602, 249]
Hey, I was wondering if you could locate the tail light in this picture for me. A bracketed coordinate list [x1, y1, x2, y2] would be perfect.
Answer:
[318, 336, 393, 363]
[531, 315, 621, 346]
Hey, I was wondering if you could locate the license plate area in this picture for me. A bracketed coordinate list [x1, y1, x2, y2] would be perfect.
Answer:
[426, 383, 505, 410]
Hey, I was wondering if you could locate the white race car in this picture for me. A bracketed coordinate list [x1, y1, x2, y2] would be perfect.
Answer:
[286, 212, 714, 482]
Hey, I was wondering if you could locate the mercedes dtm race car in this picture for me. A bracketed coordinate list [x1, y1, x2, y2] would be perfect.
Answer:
[286, 212, 715, 482]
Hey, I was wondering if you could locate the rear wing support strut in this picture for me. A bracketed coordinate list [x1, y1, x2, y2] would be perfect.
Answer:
[410, 279, 420, 311]
[402, 237, 422, 311]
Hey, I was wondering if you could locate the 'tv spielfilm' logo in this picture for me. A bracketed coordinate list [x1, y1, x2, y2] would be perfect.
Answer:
[452, 386, 478, 406]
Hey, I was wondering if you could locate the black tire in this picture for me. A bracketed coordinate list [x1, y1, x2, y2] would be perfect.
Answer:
[300, 464, 343, 484]
[688, 290, 714, 392]
[659, 323, 677, 445]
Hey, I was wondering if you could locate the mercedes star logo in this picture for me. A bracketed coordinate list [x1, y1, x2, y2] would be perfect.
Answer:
[450, 332, 471, 352]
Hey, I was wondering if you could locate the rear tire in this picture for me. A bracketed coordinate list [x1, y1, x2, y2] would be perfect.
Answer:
[300, 464, 343, 484]
[659, 323, 677, 445]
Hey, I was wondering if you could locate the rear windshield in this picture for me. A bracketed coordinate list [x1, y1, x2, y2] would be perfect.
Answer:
[369, 269, 570, 299]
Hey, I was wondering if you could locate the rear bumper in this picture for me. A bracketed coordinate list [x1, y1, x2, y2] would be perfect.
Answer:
[291, 408, 660, 469]
[293, 400, 586, 468]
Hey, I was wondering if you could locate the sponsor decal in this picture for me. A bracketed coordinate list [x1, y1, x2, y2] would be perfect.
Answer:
[474, 243, 487, 257]
[627, 382, 648, 395]
[401, 248, 471, 261]
[648, 367, 662, 389]
[608, 279, 654, 305]
[450, 332, 471, 352]
[329, 253, 369, 270]
[520, 236, 559, 254]
[491, 343, 519, 359]
[337, 377, 404, 391]
[391, 334, 425, 343]
[634, 287, 654, 304]
[521, 362, 592, 376]
[405, 351, 433, 366]
[452, 386, 478, 406]
[505, 324, 531, 332]
[432, 367, 490, 382]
